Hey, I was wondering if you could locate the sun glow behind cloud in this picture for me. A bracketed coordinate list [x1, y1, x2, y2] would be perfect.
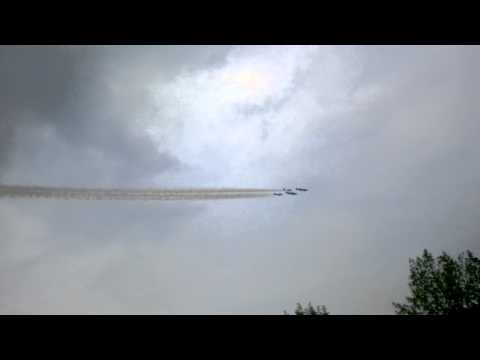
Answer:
[145, 46, 357, 187]
[220, 67, 273, 104]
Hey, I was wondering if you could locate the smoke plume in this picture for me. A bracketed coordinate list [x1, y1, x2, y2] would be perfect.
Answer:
[0, 185, 280, 201]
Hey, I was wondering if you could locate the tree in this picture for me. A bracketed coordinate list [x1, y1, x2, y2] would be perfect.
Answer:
[393, 249, 480, 315]
[284, 302, 329, 315]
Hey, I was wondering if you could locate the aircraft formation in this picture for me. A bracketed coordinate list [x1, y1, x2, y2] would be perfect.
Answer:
[273, 187, 308, 196]
[0, 184, 308, 201]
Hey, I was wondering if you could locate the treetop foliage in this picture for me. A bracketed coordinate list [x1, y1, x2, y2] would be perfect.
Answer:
[285, 302, 329, 315]
[393, 249, 480, 315]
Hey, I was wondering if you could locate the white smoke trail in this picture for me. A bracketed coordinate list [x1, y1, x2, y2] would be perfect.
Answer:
[0, 185, 281, 201]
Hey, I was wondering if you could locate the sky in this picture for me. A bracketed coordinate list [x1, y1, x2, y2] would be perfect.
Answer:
[1, 45, 480, 314]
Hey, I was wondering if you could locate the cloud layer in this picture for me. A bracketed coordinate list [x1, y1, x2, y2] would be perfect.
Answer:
[1, 45, 480, 314]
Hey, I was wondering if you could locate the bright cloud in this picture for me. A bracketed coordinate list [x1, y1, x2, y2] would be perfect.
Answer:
[145, 46, 342, 186]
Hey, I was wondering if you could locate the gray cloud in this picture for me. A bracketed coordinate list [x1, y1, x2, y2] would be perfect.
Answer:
[1, 46, 480, 314]
[0, 46, 232, 185]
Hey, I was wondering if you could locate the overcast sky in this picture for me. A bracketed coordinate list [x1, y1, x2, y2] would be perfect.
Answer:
[1, 45, 479, 314]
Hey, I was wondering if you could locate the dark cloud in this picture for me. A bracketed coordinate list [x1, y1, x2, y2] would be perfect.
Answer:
[0, 46, 232, 185]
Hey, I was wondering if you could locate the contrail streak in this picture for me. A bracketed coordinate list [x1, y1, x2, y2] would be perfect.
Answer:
[0, 185, 281, 201]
